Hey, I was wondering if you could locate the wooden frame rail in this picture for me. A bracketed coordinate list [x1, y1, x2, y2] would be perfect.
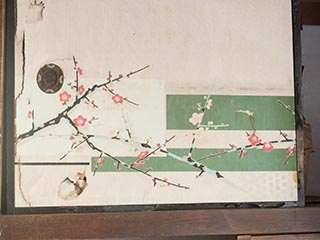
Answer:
[0, 207, 319, 239]
[238, 234, 320, 240]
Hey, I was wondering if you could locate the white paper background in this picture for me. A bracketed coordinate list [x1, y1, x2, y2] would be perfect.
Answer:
[14, 0, 297, 207]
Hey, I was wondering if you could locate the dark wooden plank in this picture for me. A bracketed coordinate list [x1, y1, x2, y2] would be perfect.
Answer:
[0, 0, 5, 215]
[1, 0, 15, 215]
[251, 234, 320, 240]
[301, 0, 320, 25]
[0, 207, 320, 239]
[306, 196, 320, 204]
[292, 0, 305, 207]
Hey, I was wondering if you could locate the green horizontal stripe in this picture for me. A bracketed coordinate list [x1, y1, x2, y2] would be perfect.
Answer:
[166, 95, 295, 130]
[91, 148, 296, 172]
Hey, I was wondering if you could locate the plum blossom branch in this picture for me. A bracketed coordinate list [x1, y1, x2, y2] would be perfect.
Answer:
[17, 61, 186, 188]
[103, 85, 139, 106]
[62, 115, 189, 189]
[17, 63, 150, 141]
[110, 130, 152, 149]
[72, 56, 79, 100]
[129, 136, 176, 168]
[189, 95, 211, 155]
[283, 146, 296, 166]
[184, 95, 224, 178]
[59, 137, 89, 161]
[107, 125, 223, 179]
[83, 96, 99, 109]
[160, 149, 223, 178]
[140, 136, 176, 160]
[196, 131, 295, 162]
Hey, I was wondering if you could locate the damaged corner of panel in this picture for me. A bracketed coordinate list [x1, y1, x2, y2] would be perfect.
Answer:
[26, 0, 45, 23]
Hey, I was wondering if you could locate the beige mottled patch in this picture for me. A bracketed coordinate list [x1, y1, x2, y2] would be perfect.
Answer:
[293, 171, 298, 183]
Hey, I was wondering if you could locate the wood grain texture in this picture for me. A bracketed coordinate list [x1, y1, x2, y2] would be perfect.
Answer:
[0, 0, 4, 125]
[0, 0, 5, 212]
[0, 207, 319, 239]
[251, 234, 320, 240]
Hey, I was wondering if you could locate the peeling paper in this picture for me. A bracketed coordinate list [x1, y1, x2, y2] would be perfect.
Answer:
[58, 171, 88, 200]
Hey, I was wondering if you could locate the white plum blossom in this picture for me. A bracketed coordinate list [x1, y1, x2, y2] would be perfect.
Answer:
[194, 127, 207, 139]
[189, 112, 204, 125]
[197, 99, 213, 111]
[206, 99, 213, 109]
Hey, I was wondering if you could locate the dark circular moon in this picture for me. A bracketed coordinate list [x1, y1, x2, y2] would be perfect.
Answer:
[37, 64, 64, 94]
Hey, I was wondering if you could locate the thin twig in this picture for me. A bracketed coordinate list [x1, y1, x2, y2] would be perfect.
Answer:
[196, 138, 295, 162]
[278, 100, 295, 115]
[59, 138, 91, 161]
[73, 56, 79, 101]
[130, 136, 176, 167]
[103, 85, 139, 106]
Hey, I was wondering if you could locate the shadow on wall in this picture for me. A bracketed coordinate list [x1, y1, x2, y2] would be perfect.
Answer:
[302, 25, 320, 196]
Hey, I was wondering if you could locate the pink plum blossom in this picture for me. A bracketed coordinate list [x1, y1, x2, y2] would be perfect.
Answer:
[78, 85, 85, 95]
[262, 142, 274, 152]
[112, 94, 123, 104]
[73, 115, 87, 127]
[248, 133, 259, 146]
[59, 91, 72, 104]
[138, 151, 149, 159]
[134, 160, 145, 167]
[77, 67, 83, 75]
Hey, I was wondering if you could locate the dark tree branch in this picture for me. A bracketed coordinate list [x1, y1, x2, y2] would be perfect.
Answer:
[103, 85, 139, 106]
[17, 64, 150, 141]
[129, 136, 176, 168]
[72, 56, 79, 101]
[196, 138, 295, 162]
[62, 115, 189, 189]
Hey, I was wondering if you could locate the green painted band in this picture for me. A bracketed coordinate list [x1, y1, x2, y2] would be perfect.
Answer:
[91, 148, 296, 172]
[166, 95, 295, 130]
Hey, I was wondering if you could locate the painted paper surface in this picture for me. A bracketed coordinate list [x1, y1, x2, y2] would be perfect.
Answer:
[14, 0, 297, 207]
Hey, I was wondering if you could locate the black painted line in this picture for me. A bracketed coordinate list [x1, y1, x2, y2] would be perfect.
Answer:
[14, 162, 90, 166]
